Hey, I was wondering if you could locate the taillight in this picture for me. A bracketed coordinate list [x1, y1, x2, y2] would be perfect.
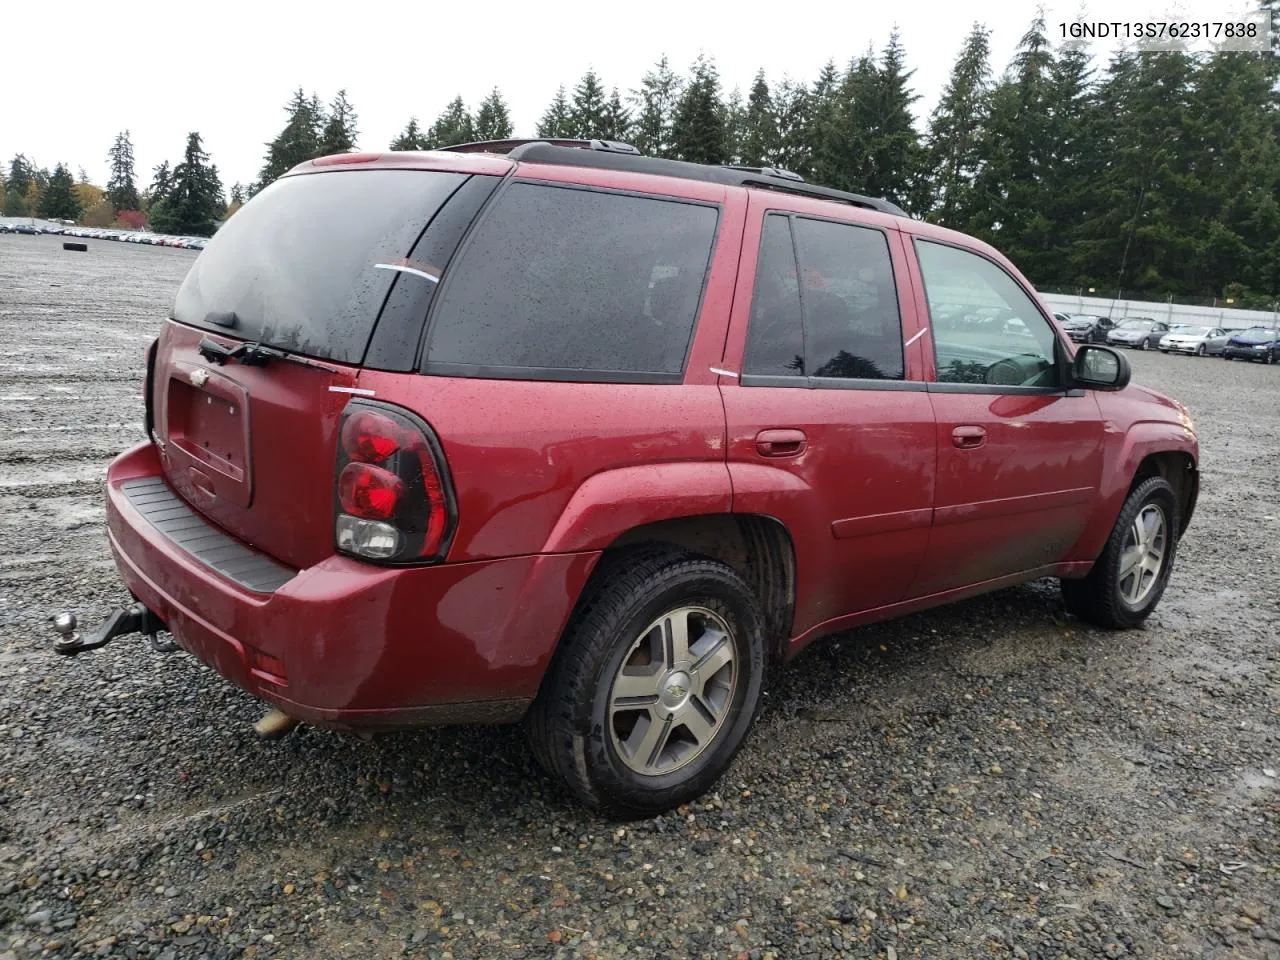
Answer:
[333, 400, 456, 564]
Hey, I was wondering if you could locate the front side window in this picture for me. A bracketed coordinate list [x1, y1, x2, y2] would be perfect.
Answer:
[916, 240, 1060, 388]
[424, 182, 719, 380]
[742, 214, 904, 381]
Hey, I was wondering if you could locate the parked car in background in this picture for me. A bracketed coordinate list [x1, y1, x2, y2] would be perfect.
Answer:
[1222, 327, 1280, 363]
[1159, 325, 1229, 356]
[1107, 318, 1169, 350]
[1060, 314, 1115, 344]
[57, 139, 1201, 817]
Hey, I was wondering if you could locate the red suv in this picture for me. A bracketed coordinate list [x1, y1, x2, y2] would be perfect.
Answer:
[60, 140, 1199, 817]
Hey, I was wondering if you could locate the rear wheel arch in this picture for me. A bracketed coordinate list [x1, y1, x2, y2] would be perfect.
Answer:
[605, 514, 797, 662]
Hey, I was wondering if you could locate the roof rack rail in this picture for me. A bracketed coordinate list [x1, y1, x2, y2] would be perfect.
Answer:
[492, 143, 907, 217]
[440, 138, 640, 156]
[723, 164, 805, 183]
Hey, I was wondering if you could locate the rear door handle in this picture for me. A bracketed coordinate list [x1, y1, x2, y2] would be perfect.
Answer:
[755, 428, 807, 458]
[952, 425, 987, 449]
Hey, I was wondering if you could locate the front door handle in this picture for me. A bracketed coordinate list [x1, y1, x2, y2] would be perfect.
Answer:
[952, 425, 987, 449]
[755, 428, 807, 458]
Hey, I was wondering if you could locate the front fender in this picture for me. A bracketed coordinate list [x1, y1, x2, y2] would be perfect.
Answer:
[540, 461, 733, 554]
[1072, 419, 1198, 560]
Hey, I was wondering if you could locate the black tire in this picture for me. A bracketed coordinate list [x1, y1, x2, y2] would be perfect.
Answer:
[1195, 344, 1205, 357]
[527, 548, 767, 818]
[1061, 475, 1179, 629]
[1138, 338, 1148, 351]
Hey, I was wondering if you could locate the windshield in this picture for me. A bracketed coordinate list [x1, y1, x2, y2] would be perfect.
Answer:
[1235, 327, 1275, 341]
[1174, 326, 1210, 336]
[172, 169, 471, 363]
[1116, 319, 1152, 330]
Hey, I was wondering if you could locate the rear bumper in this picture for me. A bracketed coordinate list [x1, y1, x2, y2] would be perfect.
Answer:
[106, 442, 600, 730]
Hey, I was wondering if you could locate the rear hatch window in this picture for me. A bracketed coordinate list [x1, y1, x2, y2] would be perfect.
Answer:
[171, 169, 469, 364]
[422, 182, 719, 382]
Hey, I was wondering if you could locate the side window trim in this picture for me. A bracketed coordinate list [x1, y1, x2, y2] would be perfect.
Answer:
[911, 235, 1072, 392]
[417, 178, 723, 383]
[742, 209, 907, 388]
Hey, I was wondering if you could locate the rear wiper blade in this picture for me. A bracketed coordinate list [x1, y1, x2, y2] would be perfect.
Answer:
[196, 337, 341, 373]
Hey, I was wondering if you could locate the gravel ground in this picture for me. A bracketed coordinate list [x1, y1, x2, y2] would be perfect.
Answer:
[1, 233, 1278, 960]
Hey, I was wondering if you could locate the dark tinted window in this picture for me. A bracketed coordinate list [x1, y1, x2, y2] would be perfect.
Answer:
[172, 170, 468, 363]
[793, 218, 904, 380]
[743, 215, 804, 376]
[424, 183, 718, 379]
[363, 175, 499, 371]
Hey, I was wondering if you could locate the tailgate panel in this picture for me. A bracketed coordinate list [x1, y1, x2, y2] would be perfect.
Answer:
[154, 321, 360, 570]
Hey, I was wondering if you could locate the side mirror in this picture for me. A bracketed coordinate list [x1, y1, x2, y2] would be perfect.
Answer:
[1073, 344, 1130, 391]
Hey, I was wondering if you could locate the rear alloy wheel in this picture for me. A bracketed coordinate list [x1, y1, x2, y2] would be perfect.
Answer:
[527, 548, 766, 818]
[1062, 475, 1179, 629]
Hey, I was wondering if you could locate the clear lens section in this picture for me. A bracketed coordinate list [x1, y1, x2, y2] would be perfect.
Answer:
[335, 514, 402, 559]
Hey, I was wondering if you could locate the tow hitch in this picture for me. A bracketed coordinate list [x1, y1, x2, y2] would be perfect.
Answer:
[51, 604, 178, 655]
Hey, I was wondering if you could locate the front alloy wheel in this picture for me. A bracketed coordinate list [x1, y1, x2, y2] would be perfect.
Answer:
[1061, 475, 1179, 628]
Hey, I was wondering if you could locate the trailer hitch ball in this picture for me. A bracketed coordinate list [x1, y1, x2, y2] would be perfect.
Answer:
[52, 612, 81, 652]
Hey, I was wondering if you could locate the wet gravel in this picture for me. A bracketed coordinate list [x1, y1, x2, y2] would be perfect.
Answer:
[1, 233, 1278, 959]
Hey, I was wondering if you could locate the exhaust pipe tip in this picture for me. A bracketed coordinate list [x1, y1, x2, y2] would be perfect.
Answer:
[253, 708, 300, 740]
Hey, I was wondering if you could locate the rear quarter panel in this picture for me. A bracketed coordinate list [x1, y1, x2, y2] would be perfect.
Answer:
[354, 178, 747, 561]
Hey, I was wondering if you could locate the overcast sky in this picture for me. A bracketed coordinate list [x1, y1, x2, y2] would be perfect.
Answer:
[1, 0, 1255, 192]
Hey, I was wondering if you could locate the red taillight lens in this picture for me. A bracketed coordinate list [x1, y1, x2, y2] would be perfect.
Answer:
[333, 400, 456, 564]
[338, 463, 404, 520]
[341, 411, 402, 463]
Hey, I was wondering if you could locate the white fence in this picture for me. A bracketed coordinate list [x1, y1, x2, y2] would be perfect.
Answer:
[1041, 293, 1280, 332]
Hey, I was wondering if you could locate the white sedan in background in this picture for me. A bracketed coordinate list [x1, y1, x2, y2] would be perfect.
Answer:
[1158, 325, 1230, 356]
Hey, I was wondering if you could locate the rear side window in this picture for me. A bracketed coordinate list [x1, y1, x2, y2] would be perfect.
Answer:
[172, 169, 469, 364]
[423, 182, 719, 381]
[743, 215, 804, 377]
[793, 218, 904, 380]
[742, 214, 903, 381]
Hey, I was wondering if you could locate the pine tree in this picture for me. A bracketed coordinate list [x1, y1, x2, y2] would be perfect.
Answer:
[602, 88, 632, 141]
[258, 89, 324, 187]
[773, 78, 813, 176]
[474, 88, 514, 141]
[970, 14, 1055, 267]
[671, 55, 727, 165]
[569, 70, 609, 138]
[1040, 38, 1096, 286]
[106, 130, 140, 212]
[920, 24, 991, 225]
[149, 161, 172, 205]
[153, 133, 223, 236]
[629, 56, 682, 157]
[4, 155, 34, 215]
[318, 89, 359, 155]
[390, 117, 427, 151]
[424, 96, 475, 148]
[38, 164, 81, 220]
[740, 70, 779, 168]
[230, 183, 245, 205]
[863, 31, 921, 209]
[721, 86, 746, 164]
[807, 59, 847, 188]
[536, 86, 575, 139]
